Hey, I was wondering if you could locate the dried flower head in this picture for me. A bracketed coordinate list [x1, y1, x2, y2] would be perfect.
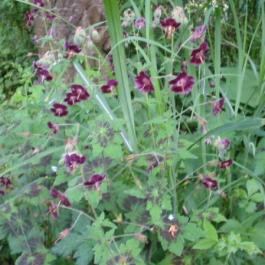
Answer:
[160, 215, 181, 241]
[171, 6, 188, 24]
[122, 8, 135, 27]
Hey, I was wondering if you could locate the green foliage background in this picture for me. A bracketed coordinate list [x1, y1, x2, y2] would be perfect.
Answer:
[0, 0, 34, 101]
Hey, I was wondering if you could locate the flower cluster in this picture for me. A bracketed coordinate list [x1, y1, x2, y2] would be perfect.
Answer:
[25, 1, 54, 27]
[134, 21, 211, 96]
[50, 84, 89, 119]
[64, 84, 90, 105]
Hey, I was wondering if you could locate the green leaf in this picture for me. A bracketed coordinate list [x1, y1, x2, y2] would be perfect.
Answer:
[168, 235, 185, 256]
[253, 152, 265, 176]
[54, 173, 68, 186]
[188, 118, 264, 150]
[247, 179, 261, 196]
[66, 187, 84, 203]
[193, 238, 216, 250]
[183, 223, 203, 242]
[146, 202, 162, 226]
[105, 144, 123, 160]
[85, 190, 101, 208]
[203, 220, 218, 242]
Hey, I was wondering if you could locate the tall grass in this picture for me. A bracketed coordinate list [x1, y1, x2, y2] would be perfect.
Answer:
[103, 0, 137, 151]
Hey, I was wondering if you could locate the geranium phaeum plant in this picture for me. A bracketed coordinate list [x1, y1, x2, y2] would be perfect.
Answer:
[0, 1, 264, 264]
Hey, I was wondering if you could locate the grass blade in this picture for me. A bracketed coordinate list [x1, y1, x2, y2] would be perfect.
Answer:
[103, 0, 137, 151]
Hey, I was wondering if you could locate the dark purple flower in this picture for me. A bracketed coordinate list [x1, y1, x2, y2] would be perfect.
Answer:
[51, 103, 68, 117]
[37, 68, 53, 82]
[65, 153, 86, 172]
[64, 92, 80, 105]
[191, 24, 207, 41]
[48, 202, 58, 219]
[0, 177, 11, 189]
[50, 188, 60, 198]
[135, 17, 146, 29]
[202, 176, 218, 190]
[170, 72, 195, 95]
[47, 122, 60, 134]
[50, 188, 71, 207]
[190, 42, 209, 65]
[59, 194, 71, 207]
[161, 18, 180, 39]
[213, 97, 225, 115]
[0, 190, 5, 196]
[70, 84, 90, 101]
[101, 79, 118, 93]
[34, 62, 53, 83]
[0, 177, 12, 188]
[84, 174, 106, 189]
[65, 42, 81, 58]
[135, 71, 154, 93]
[219, 159, 233, 169]
[33, 0, 45, 7]
[25, 9, 37, 27]
[45, 12, 55, 21]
